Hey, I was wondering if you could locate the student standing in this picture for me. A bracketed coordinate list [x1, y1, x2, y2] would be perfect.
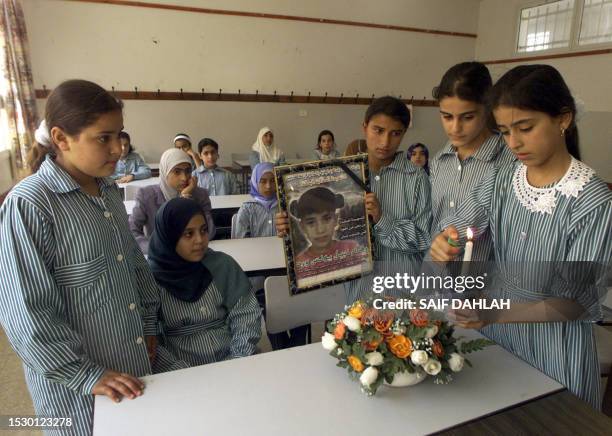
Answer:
[0, 80, 159, 435]
[111, 131, 151, 182]
[430, 62, 515, 261]
[430, 65, 611, 410]
[148, 198, 261, 366]
[129, 148, 215, 254]
[193, 137, 238, 195]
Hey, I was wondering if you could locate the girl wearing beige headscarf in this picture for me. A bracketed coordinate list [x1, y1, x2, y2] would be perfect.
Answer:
[249, 127, 285, 169]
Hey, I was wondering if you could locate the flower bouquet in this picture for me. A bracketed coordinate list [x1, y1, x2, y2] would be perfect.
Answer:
[321, 300, 495, 395]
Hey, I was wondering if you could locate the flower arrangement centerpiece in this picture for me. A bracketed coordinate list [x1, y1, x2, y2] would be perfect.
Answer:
[321, 299, 494, 395]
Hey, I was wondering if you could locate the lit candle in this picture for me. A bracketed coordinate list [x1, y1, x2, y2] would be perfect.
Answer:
[460, 228, 473, 277]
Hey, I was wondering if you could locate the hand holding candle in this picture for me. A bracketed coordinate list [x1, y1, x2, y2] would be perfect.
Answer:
[463, 227, 474, 263]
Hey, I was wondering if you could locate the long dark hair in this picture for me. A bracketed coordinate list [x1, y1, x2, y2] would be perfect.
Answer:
[407, 143, 430, 175]
[432, 62, 492, 104]
[119, 131, 134, 154]
[316, 129, 335, 150]
[27, 80, 123, 173]
[486, 64, 580, 160]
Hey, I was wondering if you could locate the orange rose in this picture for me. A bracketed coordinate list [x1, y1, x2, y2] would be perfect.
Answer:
[347, 355, 365, 372]
[387, 334, 413, 359]
[363, 334, 383, 351]
[409, 309, 429, 327]
[348, 301, 365, 319]
[373, 311, 394, 333]
[361, 307, 378, 325]
[382, 330, 395, 340]
[334, 322, 346, 340]
[432, 340, 444, 358]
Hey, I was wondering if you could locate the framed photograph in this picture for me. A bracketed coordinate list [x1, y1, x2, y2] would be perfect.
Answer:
[274, 154, 374, 295]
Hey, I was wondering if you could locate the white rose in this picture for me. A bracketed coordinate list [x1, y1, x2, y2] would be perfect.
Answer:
[423, 358, 442, 376]
[410, 350, 428, 366]
[321, 332, 338, 351]
[448, 353, 465, 372]
[343, 316, 361, 332]
[425, 325, 439, 338]
[359, 366, 379, 388]
[365, 352, 384, 366]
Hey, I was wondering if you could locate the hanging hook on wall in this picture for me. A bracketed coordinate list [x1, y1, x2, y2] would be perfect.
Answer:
[339, 93, 343, 103]
[324, 92, 327, 102]
[290, 91, 294, 101]
[398, 94, 402, 100]
[255, 89, 259, 100]
[157, 89, 161, 98]
[112, 86, 115, 95]
[218, 89, 222, 99]
[201, 88, 205, 97]
[180, 88, 184, 99]
[274, 90, 277, 98]
[238, 89, 241, 95]
[371, 93, 375, 103]
[134, 86, 138, 97]
[410, 96, 414, 104]
[355, 93, 359, 103]
[307, 91, 311, 102]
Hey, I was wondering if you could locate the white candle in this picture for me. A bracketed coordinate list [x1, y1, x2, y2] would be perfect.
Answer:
[460, 228, 474, 277]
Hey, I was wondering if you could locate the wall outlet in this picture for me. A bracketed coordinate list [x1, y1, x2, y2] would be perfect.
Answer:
[299, 109, 308, 117]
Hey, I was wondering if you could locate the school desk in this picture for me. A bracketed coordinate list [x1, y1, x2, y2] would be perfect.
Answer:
[208, 236, 285, 276]
[93, 328, 612, 435]
[210, 194, 253, 239]
[146, 163, 160, 177]
[117, 177, 160, 201]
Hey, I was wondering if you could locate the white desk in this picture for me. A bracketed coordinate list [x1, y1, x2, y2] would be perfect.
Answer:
[146, 163, 159, 170]
[208, 236, 285, 274]
[210, 194, 251, 210]
[233, 159, 250, 168]
[93, 329, 563, 436]
[117, 177, 159, 201]
[123, 200, 135, 216]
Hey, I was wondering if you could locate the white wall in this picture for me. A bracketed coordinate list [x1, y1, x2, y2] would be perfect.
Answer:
[476, 0, 612, 181]
[23, 0, 477, 163]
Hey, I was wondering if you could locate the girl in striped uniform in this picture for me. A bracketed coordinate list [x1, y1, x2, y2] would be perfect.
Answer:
[430, 65, 611, 409]
[277, 97, 432, 303]
[148, 198, 261, 366]
[0, 80, 161, 435]
[430, 62, 515, 262]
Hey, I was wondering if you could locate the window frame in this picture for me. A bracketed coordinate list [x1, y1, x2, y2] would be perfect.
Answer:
[514, 0, 612, 55]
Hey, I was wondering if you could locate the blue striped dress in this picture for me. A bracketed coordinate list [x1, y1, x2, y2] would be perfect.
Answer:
[430, 134, 516, 261]
[0, 156, 161, 435]
[440, 158, 612, 409]
[234, 200, 277, 238]
[156, 250, 261, 366]
[346, 152, 432, 303]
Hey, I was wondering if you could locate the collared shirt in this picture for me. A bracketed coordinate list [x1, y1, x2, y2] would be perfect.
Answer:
[430, 133, 516, 261]
[111, 152, 151, 180]
[0, 156, 159, 434]
[193, 165, 238, 196]
[233, 200, 277, 238]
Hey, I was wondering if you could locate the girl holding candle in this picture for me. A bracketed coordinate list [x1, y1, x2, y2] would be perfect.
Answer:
[429, 62, 515, 261]
[429, 65, 611, 410]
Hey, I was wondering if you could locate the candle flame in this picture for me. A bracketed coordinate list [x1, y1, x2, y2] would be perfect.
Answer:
[466, 227, 473, 240]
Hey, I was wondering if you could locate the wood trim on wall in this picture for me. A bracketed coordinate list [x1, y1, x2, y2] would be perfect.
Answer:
[35, 88, 438, 106]
[482, 48, 612, 65]
[63, 0, 477, 39]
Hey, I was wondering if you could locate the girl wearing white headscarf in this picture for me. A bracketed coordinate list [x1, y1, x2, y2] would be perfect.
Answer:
[249, 127, 285, 169]
[129, 149, 215, 254]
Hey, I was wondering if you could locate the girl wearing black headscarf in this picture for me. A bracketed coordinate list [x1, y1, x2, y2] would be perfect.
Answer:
[148, 198, 261, 366]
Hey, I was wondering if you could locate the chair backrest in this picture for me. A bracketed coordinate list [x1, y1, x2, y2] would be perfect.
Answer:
[230, 214, 238, 239]
[264, 276, 346, 334]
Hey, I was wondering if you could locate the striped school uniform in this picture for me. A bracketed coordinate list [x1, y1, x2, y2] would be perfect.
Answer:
[0, 156, 159, 435]
[234, 200, 277, 238]
[193, 165, 238, 196]
[346, 152, 432, 303]
[157, 250, 261, 366]
[440, 158, 612, 409]
[430, 134, 515, 261]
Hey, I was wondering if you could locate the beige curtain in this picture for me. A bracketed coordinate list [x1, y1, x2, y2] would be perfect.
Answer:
[1, 0, 38, 179]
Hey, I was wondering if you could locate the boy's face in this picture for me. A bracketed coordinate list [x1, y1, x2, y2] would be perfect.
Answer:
[300, 210, 338, 252]
[175, 139, 191, 152]
[200, 145, 219, 168]
[258, 172, 276, 198]
[319, 134, 334, 154]
[362, 114, 406, 165]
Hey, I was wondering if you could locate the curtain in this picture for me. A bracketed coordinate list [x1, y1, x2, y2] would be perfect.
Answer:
[0, 0, 38, 178]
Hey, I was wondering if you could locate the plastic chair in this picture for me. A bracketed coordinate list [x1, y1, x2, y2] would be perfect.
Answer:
[263, 276, 345, 334]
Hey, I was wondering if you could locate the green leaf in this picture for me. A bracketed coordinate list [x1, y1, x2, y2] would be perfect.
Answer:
[460, 339, 496, 354]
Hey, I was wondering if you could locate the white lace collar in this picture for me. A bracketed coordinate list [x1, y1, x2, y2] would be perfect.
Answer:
[512, 157, 595, 215]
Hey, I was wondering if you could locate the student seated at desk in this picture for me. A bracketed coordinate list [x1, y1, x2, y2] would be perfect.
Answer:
[111, 131, 151, 182]
[193, 138, 238, 195]
[249, 127, 285, 169]
[129, 148, 215, 254]
[312, 129, 340, 161]
[174, 133, 200, 169]
[149, 198, 261, 366]
[234, 163, 310, 349]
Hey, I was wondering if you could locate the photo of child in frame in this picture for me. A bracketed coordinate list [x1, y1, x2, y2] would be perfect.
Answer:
[277, 158, 374, 291]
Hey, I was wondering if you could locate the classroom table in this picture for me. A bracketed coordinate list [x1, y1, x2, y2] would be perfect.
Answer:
[210, 194, 251, 211]
[232, 159, 251, 193]
[208, 236, 285, 276]
[123, 200, 135, 216]
[147, 163, 160, 177]
[117, 177, 159, 201]
[93, 328, 612, 436]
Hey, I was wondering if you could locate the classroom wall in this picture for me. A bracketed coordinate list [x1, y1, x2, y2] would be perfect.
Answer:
[476, 0, 612, 181]
[23, 0, 477, 164]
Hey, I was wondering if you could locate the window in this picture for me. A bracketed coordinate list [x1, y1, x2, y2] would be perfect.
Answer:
[579, 0, 612, 45]
[516, 0, 612, 53]
[517, 1, 575, 52]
